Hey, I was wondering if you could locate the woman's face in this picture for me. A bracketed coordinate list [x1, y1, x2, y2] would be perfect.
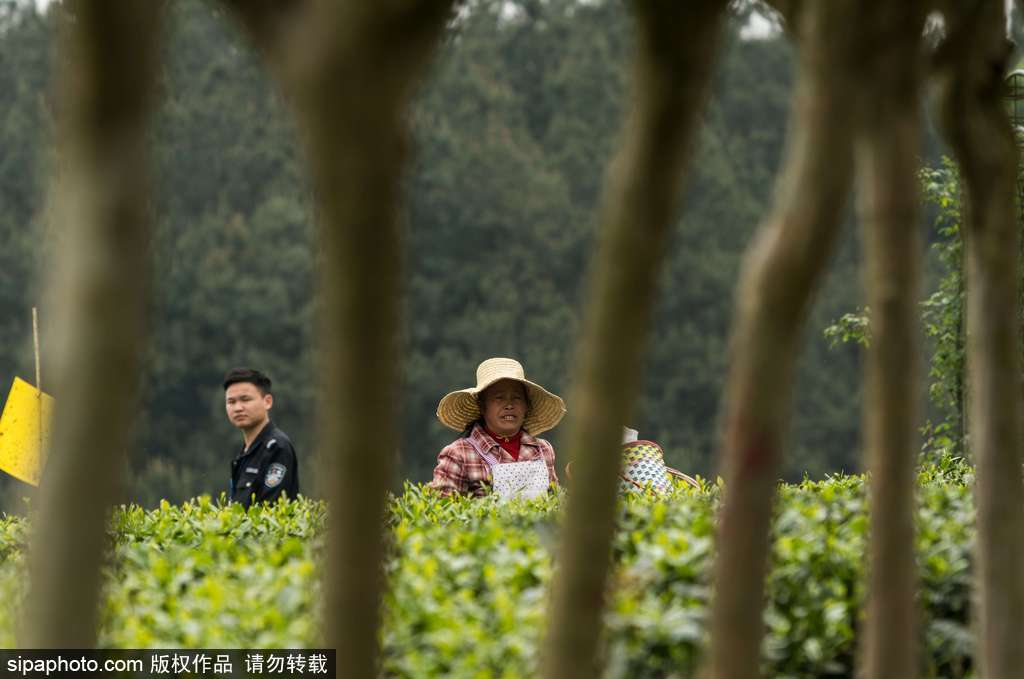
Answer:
[481, 379, 528, 436]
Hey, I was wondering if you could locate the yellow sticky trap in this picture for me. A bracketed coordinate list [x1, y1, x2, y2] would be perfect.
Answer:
[0, 376, 54, 486]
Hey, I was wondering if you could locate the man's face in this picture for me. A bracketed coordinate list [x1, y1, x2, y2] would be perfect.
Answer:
[225, 381, 272, 432]
[481, 379, 527, 436]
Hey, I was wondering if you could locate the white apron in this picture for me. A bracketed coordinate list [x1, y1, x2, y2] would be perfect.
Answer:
[471, 438, 549, 500]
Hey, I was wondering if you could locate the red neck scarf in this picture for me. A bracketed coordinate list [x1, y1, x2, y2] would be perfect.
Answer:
[484, 426, 523, 461]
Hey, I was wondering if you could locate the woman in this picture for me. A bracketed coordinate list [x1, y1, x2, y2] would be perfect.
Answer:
[430, 357, 566, 497]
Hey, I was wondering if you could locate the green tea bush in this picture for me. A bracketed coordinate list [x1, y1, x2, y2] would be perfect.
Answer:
[0, 460, 978, 677]
[0, 497, 327, 649]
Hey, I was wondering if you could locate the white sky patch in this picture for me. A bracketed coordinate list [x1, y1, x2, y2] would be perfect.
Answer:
[739, 11, 778, 40]
[499, 2, 523, 22]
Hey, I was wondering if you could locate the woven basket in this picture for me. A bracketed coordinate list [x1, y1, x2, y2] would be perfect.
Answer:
[564, 440, 699, 494]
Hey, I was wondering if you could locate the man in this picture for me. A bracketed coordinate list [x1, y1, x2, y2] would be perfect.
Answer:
[224, 367, 299, 507]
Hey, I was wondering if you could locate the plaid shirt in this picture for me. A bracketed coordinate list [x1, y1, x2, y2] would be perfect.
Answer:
[429, 423, 559, 497]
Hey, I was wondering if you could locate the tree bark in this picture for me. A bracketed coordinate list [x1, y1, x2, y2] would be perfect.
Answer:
[22, 1, 163, 648]
[706, 4, 862, 677]
[220, 2, 453, 676]
[542, 2, 727, 677]
[852, 5, 927, 677]
[933, 3, 1024, 677]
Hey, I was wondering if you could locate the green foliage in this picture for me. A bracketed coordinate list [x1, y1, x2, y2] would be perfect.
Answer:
[919, 159, 966, 456]
[823, 307, 870, 349]
[101, 497, 325, 648]
[383, 486, 562, 676]
[764, 475, 866, 675]
[0, 496, 326, 648]
[0, 466, 980, 676]
[824, 157, 967, 460]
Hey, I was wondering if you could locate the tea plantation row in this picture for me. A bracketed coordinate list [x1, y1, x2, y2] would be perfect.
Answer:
[0, 458, 976, 677]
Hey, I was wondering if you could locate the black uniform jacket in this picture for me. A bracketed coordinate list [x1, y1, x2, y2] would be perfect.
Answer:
[230, 420, 299, 507]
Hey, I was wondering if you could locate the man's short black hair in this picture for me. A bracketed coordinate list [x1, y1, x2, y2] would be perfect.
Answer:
[223, 367, 272, 395]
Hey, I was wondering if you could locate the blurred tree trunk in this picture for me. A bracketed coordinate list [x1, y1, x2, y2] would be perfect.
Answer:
[542, 2, 727, 677]
[220, 2, 453, 675]
[934, 4, 1024, 678]
[853, 5, 927, 677]
[22, 2, 163, 647]
[706, 3, 861, 676]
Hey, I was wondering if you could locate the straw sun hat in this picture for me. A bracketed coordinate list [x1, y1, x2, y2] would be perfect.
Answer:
[436, 358, 567, 436]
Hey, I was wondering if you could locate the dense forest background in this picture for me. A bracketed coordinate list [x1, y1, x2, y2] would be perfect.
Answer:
[0, 0, 1019, 508]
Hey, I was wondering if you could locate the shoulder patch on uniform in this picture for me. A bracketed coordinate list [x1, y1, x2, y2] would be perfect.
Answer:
[264, 462, 287, 488]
